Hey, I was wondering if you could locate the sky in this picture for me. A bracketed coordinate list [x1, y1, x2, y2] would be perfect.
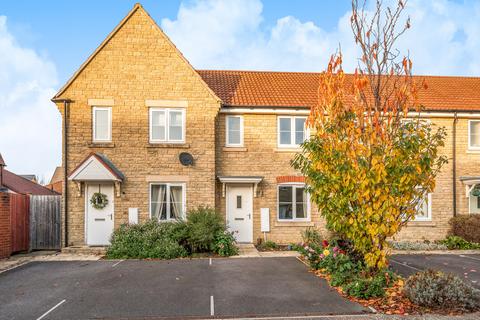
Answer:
[0, 0, 479, 182]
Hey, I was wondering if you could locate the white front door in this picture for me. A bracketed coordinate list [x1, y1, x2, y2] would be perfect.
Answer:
[226, 185, 253, 243]
[86, 183, 114, 246]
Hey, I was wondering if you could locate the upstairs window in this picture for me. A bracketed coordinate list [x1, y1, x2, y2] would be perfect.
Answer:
[469, 120, 480, 150]
[149, 108, 185, 143]
[278, 184, 310, 221]
[92, 107, 112, 142]
[278, 116, 307, 148]
[226, 115, 244, 147]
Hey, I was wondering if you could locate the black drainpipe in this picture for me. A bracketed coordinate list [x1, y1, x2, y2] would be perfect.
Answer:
[52, 98, 72, 247]
[453, 112, 458, 217]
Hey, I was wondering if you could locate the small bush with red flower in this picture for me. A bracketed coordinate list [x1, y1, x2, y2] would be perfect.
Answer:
[295, 237, 396, 299]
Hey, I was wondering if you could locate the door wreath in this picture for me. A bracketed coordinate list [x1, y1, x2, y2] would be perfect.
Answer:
[90, 192, 108, 210]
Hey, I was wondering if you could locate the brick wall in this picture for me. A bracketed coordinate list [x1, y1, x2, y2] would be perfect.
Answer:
[0, 192, 11, 259]
[54, 6, 220, 246]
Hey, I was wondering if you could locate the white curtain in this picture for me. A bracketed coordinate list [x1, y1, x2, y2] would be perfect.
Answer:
[170, 186, 183, 219]
[152, 185, 166, 220]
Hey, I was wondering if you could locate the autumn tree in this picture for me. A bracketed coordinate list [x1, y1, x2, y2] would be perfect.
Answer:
[292, 0, 447, 270]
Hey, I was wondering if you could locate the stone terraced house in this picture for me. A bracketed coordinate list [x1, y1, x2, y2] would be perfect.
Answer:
[52, 4, 480, 247]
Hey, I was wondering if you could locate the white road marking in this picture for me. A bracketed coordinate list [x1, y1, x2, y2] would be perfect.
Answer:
[209, 258, 212, 266]
[210, 295, 214, 316]
[0, 262, 29, 274]
[390, 259, 423, 271]
[36, 299, 66, 320]
[459, 254, 480, 262]
[112, 260, 124, 267]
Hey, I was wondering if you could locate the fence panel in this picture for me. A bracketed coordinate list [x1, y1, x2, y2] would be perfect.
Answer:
[30, 195, 61, 250]
[10, 194, 29, 252]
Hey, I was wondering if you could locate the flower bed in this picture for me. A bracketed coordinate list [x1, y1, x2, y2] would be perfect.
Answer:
[295, 237, 480, 315]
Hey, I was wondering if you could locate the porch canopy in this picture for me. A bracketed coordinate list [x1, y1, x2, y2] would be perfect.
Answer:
[218, 176, 263, 197]
[68, 153, 124, 196]
[460, 176, 480, 197]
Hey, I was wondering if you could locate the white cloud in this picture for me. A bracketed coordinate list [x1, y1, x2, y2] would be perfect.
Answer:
[162, 0, 480, 76]
[0, 16, 60, 182]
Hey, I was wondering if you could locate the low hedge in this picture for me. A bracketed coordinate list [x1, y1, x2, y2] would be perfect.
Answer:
[404, 269, 480, 311]
[106, 207, 238, 259]
[449, 215, 480, 243]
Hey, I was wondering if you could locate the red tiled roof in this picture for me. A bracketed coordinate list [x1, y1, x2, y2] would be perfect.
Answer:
[197, 70, 480, 111]
[2, 169, 59, 195]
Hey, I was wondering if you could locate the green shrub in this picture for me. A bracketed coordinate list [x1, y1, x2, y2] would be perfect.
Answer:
[343, 270, 396, 299]
[301, 227, 322, 245]
[213, 230, 238, 257]
[449, 215, 480, 243]
[439, 236, 480, 250]
[186, 206, 225, 253]
[389, 241, 447, 251]
[404, 269, 480, 311]
[106, 220, 188, 259]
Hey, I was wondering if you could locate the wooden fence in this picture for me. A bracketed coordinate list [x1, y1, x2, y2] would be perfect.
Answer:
[30, 195, 61, 250]
[10, 194, 29, 252]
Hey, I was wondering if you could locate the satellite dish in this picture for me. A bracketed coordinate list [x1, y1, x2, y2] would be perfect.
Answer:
[179, 152, 194, 166]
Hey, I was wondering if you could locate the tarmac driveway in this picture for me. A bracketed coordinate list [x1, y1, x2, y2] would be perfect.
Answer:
[390, 254, 480, 289]
[0, 257, 368, 320]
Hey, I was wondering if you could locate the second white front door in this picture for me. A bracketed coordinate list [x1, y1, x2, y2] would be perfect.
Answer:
[226, 185, 253, 243]
[86, 183, 114, 246]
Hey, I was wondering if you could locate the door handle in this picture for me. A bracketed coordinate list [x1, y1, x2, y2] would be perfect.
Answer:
[248, 214, 251, 219]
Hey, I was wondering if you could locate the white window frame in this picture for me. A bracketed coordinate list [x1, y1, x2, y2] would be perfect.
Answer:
[149, 182, 186, 221]
[277, 183, 311, 222]
[415, 192, 432, 221]
[149, 108, 186, 143]
[277, 116, 307, 148]
[92, 106, 112, 142]
[468, 184, 480, 214]
[468, 120, 480, 151]
[225, 115, 244, 147]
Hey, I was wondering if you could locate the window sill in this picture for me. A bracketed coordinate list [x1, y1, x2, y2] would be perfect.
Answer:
[408, 221, 436, 227]
[274, 148, 301, 153]
[89, 142, 115, 148]
[274, 221, 314, 227]
[466, 149, 480, 154]
[223, 147, 247, 152]
[147, 143, 190, 149]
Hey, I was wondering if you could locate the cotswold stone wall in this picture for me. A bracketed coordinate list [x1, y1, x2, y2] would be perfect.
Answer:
[216, 114, 457, 244]
[55, 6, 220, 246]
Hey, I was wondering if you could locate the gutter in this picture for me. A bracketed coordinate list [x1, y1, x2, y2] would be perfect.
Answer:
[453, 112, 458, 217]
[52, 98, 72, 247]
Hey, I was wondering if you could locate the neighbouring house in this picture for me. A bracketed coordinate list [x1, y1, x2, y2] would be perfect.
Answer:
[45, 166, 63, 194]
[51, 4, 480, 247]
[0, 153, 58, 196]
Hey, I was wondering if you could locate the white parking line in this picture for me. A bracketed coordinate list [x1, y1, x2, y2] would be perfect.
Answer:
[390, 259, 423, 271]
[0, 262, 29, 274]
[209, 258, 212, 266]
[459, 254, 480, 262]
[210, 295, 214, 316]
[36, 299, 66, 320]
[112, 260, 124, 267]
